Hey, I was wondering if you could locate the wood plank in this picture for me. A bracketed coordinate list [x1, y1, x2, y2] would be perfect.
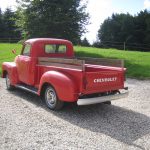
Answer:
[77, 57, 124, 68]
[39, 61, 83, 70]
[38, 57, 84, 66]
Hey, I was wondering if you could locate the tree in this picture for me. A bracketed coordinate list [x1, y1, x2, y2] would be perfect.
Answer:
[0, 8, 5, 38]
[134, 10, 150, 44]
[92, 41, 101, 48]
[81, 37, 90, 46]
[3, 8, 21, 40]
[97, 11, 150, 51]
[98, 13, 134, 43]
[16, 0, 89, 44]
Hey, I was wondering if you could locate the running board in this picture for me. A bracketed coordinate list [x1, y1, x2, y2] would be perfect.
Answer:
[15, 84, 38, 95]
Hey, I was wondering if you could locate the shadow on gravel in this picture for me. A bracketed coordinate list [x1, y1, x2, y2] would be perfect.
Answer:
[11, 89, 150, 150]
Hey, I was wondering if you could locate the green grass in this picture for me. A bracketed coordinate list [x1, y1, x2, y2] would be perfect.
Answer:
[0, 43, 22, 74]
[0, 43, 150, 79]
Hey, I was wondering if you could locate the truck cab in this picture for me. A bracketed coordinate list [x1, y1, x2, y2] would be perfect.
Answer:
[15, 38, 74, 85]
[2, 38, 128, 110]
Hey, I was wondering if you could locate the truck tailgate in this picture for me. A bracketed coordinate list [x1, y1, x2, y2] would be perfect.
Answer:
[84, 70, 124, 93]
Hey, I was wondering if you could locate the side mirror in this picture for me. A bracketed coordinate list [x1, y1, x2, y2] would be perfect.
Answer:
[12, 49, 17, 55]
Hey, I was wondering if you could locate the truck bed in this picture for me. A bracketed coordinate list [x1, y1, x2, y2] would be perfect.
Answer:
[38, 57, 125, 94]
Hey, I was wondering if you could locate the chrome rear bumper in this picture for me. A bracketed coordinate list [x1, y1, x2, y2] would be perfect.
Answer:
[77, 91, 129, 106]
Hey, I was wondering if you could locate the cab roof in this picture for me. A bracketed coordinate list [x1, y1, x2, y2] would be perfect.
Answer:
[25, 38, 72, 45]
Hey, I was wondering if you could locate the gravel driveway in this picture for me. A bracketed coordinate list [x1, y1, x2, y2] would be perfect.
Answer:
[0, 78, 150, 150]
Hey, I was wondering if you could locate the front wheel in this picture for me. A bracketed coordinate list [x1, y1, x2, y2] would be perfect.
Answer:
[44, 85, 64, 110]
[5, 74, 14, 90]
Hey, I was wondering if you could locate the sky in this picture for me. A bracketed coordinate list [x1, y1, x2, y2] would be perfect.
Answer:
[0, 0, 150, 43]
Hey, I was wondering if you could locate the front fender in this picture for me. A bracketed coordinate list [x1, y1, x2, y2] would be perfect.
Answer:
[38, 71, 79, 102]
[2, 62, 19, 85]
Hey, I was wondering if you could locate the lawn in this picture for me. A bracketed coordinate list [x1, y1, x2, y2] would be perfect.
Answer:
[0, 43, 22, 73]
[0, 43, 150, 79]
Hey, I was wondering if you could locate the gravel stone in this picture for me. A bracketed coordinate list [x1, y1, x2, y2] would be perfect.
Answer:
[0, 78, 150, 150]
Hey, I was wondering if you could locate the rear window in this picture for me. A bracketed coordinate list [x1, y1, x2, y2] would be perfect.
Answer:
[45, 44, 67, 54]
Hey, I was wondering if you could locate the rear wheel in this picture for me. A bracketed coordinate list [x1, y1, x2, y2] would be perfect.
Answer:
[5, 74, 14, 90]
[44, 85, 64, 110]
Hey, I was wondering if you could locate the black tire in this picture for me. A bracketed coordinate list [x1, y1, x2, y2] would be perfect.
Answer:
[103, 101, 111, 105]
[5, 74, 15, 90]
[44, 85, 64, 110]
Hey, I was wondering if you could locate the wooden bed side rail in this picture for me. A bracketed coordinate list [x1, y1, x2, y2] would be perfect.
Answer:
[77, 57, 124, 68]
[38, 57, 85, 70]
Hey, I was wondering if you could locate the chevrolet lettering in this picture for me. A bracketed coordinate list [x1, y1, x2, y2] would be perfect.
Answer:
[94, 77, 117, 83]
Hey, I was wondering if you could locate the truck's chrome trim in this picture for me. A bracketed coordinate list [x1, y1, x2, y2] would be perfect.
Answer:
[77, 91, 129, 106]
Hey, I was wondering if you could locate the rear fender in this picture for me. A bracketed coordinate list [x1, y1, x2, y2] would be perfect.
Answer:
[2, 62, 19, 85]
[38, 71, 79, 102]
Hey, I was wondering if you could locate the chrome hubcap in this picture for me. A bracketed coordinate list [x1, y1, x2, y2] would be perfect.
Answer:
[46, 88, 56, 106]
[6, 75, 10, 88]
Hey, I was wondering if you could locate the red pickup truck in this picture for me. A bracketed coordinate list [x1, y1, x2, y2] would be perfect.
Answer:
[2, 38, 128, 110]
